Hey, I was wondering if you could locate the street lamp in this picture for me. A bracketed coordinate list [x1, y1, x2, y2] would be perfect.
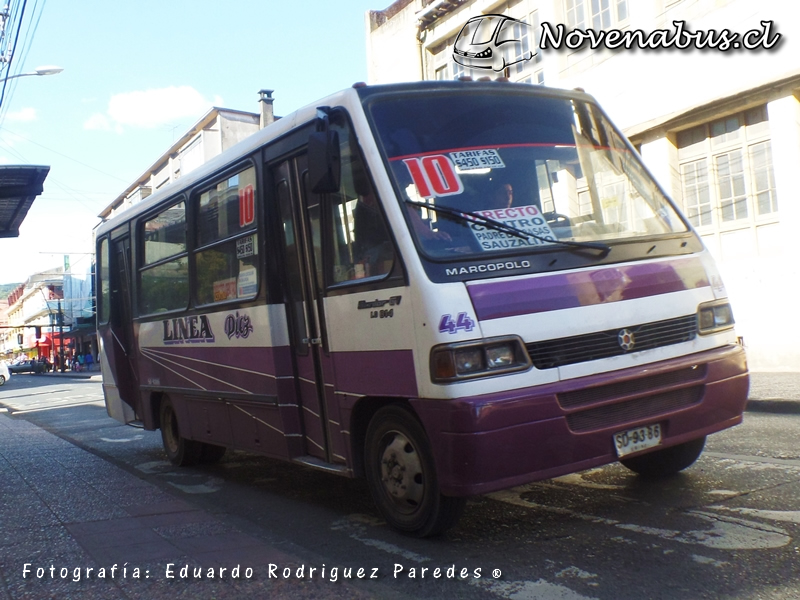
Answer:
[3, 65, 64, 81]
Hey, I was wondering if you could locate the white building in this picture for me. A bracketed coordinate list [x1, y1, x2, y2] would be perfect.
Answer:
[99, 91, 275, 222]
[367, 0, 800, 371]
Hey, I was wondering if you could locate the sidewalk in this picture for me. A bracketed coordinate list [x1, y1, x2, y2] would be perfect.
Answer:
[0, 413, 375, 599]
[746, 371, 800, 414]
[39, 369, 102, 381]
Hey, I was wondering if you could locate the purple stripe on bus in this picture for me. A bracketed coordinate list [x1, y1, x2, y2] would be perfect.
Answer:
[332, 349, 418, 398]
[137, 345, 417, 399]
[138, 345, 292, 396]
[467, 257, 709, 321]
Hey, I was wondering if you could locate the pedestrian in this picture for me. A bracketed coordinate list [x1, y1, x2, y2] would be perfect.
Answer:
[85, 353, 94, 371]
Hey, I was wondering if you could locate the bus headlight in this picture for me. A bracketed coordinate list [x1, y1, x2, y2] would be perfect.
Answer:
[697, 300, 735, 335]
[431, 336, 531, 383]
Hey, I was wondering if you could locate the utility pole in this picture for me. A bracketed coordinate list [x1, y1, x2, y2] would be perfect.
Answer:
[58, 298, 65, 373]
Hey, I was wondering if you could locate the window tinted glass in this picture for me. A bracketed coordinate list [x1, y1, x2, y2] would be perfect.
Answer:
[195, 235, 259, 305]
[193, 165, 259, 305]
[98, 238, 110, 323]
[143, 201, 185, 265]
[198, 167, 257, 247]
[140, 257, 189, 313]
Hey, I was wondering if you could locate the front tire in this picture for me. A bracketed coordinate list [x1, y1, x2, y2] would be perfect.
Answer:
[364, 405, 466, 537]
[620, 436, 706, 478]
[0, 375, 5, 386]
[160, 397, 201, 466]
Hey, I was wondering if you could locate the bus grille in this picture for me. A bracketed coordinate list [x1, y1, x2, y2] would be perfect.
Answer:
[525, 314, 697, 370]
[557, 365, 707, 409]
[565, 386, 704, 433]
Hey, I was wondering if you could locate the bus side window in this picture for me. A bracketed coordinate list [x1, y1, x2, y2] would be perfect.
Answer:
[139, 200, 189, 314]
[194, 166, 260, 305]
[328, 120, 395, 284]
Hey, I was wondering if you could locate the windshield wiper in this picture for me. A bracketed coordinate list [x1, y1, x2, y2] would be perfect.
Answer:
[405, 199, 611, 257]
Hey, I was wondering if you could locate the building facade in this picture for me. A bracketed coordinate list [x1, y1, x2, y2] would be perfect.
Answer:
[99, 91, 275, 223]
[366, 0, 800, 371]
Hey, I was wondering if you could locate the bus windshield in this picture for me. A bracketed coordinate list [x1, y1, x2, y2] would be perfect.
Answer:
[366, 90, 688, 260]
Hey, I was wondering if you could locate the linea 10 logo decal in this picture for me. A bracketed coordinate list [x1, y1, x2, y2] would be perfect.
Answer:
[439, 312, 476, 334]
[403, 155, 463, 198]
[238, 184, 255, 228]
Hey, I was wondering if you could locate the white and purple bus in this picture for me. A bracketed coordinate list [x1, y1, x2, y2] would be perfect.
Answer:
[96, 81, 749, 537]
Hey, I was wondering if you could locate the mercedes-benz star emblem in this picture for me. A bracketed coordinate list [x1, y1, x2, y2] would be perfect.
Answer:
[618, 328, 636, 352]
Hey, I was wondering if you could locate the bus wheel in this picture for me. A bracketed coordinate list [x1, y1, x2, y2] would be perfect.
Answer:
[159, 398, 201, 466]
[364, 405, 466, 537]
[620, 436, 706, 478]
[199, 443, 227, 464]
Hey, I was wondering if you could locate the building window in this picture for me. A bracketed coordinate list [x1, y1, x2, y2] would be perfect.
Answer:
[749, 141, 778, 215]
[677, 105, 777, 231]
[715, 151, 747, 222]
[680, 160, 711, 228]
[566, 0, 628, 29]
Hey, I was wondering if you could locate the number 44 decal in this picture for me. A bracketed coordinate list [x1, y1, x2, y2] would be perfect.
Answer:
[439, 312, 476, 334]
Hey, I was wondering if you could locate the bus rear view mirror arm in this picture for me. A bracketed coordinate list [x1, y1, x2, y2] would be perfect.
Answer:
[308, 108, 341, 193]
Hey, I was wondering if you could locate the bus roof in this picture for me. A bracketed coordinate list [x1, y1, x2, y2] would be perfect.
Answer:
[95, 80, 594, 238]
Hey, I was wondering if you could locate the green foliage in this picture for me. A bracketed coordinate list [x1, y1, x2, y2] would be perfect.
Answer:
[0, 283, 22, 300]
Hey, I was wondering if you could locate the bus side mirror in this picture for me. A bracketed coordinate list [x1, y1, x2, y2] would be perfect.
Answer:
[308, 110, 341, 193]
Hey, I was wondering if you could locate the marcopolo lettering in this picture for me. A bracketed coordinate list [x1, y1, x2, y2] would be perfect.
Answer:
[163, 315, 215, 344]
[446, 260, 531, 276]
[357, 295, 402, 310]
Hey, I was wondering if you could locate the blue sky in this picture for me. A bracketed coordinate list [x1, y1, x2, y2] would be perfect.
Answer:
[0, 0, 386, 283]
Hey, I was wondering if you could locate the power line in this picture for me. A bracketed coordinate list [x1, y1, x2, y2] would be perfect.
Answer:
[0, 0, 29, 110]
[0, 124, 130, 182]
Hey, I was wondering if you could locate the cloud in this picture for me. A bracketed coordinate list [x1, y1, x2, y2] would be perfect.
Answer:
[83, 112, 120, 133]
[6, 107, 37, 122]
[83, 86, 223, 132]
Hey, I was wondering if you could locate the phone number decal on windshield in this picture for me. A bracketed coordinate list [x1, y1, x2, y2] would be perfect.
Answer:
[449, 149, 505, 171]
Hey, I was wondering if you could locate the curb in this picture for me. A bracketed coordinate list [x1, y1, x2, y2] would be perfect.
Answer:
[745, 399, 800, 415]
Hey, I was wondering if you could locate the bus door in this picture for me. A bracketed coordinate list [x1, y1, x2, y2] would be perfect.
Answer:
[107, 232, 140, 415]
[272, 154, 336, 463]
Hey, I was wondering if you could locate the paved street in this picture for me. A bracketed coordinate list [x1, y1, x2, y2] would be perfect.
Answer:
[0, 371, 798, 599]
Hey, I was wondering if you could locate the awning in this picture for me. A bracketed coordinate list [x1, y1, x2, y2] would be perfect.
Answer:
[0, 165, 50, 238]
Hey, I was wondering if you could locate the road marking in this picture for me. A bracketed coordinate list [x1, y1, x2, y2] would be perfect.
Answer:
[475, 578, 599, 600]
[330, 515, 432, 563]
[168, 477, 223, 494]
[487, 489, 791, 550]
[9, 400, 105, 414]
[710, 507, 800, 524]
[551, 471, 623, 491]
[100, 435, 144, 443]
[692, 554, 728, 567]
[705, 451, 800, 469]
[135, 460, 174, 474]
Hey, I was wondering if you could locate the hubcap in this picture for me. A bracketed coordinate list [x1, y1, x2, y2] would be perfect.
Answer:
[379, 431, 424, 512]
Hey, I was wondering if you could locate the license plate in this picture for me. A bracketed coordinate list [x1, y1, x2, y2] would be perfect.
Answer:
[614, 423, 662, 458]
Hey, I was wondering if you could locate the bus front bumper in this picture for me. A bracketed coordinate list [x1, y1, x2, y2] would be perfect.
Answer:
[411, 344, 748, 497]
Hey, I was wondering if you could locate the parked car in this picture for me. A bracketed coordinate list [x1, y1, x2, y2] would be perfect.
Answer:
[0, 361, 9, 385]
[8, 360, 45, 375]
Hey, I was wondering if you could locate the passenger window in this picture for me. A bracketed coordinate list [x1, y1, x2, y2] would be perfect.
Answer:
[98, 238, 110, 324]
[140, 257, 189, 313]
[143, 201, 186, 264]
[139, 200, 189, 314]
[193, 166, 259, 305]
[328, 118, 396, 284]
